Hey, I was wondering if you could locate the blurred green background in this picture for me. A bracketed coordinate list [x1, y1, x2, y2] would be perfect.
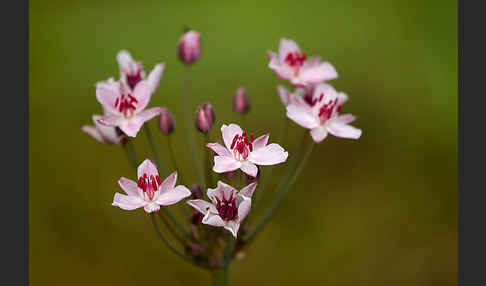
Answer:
[30, 0, 457, 285]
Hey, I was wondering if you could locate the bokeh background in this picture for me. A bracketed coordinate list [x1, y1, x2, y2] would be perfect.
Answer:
[30, 0, 457, 285]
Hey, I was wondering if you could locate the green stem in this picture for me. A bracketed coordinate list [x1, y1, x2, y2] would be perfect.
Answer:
[204, 133, 213, 188]
[122, 139, 138, 169]
[160, 207, 190, 239]
[244, 137, 315, 242]
[144, 124, 168, 177]
[166, 135, 183, 184]
[182, 66, 206, 190]
[252, 116, 289, 211]
[157, 212, 188, 248]
[211, 263, 231, 286]
[150, 214, 195, 266]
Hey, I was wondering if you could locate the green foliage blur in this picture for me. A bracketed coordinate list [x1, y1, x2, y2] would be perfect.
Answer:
[30, 0, 457, 285]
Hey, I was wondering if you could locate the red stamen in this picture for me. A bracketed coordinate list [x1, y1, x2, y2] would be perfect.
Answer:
[230, 135, 238, 149]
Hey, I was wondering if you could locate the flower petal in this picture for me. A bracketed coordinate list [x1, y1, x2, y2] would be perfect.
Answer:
[117, 50, 136, 74]
[93, 115, 124, 144]
[237, 197, 251, 223]
[206, 142, 232, 157]
[221, 124, 243, 150]
[112, 193, 145, 210]
[118, 118, 144, 137]
[118, 177, 139, 196]
[224, 220, 240, 238]
[96, 81, 121, 115]
[159, 172, 177, 193]
[335, 114, 356, 124]
[327, 123, 362, 139]
[310, 126, 328, 143]
[202, 212, 225, 227]
[239, 182, 257, 199]
[248, 143, 288, 166]
[97, 115, 123, 127]
[208, 181, 236, 203]
[134, 107, 161, 124]
[156, 185, 191, 206]
[138, 159, 159, 179]
[297, 62, 338, 85]
[278, 38, 301, 62]
[277, 85, 290, 105]
[252, 134, 269, 150]
[146, 63, 165, 94]
[144, 203, 160, 213]
[240, 161, 258, 177]
[132, 80, 152, 112]
[286, 104, 319, 129]
[81, 125, 103, 142]
[187, 199, 217, 215]
[213, 156, 241, 173]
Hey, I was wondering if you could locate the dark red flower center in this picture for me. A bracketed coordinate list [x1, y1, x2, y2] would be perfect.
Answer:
[284, 52, 307, 67]
[114, 93, 138, 117]
[126, 70, 142, 90]
[137, 173, 161, 200]
[314, 93, 341, 124]
[215, 192, 237, 221]
[230, 132, 254, 160]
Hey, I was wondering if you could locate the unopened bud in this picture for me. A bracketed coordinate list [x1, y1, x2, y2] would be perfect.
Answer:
[233, 87, 250, 114]
[177, 30, 201, 65]
[191, 183, 203, 199]
[195, 102, 216, 133]
[158, 106, 175, 135]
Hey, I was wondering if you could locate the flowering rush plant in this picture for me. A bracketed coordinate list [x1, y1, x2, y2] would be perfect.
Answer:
[82, 32, 361, 285]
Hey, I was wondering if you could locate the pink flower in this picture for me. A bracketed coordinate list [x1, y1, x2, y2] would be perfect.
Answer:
[117, 50, 165, 94]
[286, 83, 362, 143]
[177, 30, 201, 64]
[81, 114, 126, 145]
[112, 159, 191, 213]
[268, 38, 338, 87]
[277, 84, 309, 106]
[206, 124, 288, 178]
[95, 78, 161, 137]
[186, 181, 257, 237]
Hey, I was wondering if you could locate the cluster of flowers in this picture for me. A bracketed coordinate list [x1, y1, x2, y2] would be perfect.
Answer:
[82, 31, 361, 270]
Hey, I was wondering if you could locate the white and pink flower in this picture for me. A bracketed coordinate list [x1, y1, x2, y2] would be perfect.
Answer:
[112, 159, 191, 213]
[81, 114, 126, 145]
[206, 124, 288, 178]
[95, 78, 161, 137]
[268, 38, 338, 87]
[286, 83, 362, 143]
[187, 181, 257, 237]
[116, 50, 165, 94]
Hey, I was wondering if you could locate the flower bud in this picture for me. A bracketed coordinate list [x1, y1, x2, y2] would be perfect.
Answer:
[158, 106, 175, 135]
[233, 87, 250, 114]
[195, 102, 216, 133]
[177, 30, 201, 65]
[191, 183, 203, 199]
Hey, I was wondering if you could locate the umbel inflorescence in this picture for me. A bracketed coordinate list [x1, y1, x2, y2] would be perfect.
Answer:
[82, 30, 362, 283]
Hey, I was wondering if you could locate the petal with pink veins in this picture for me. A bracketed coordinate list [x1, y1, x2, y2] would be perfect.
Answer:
[224, 220, 240, 238]
[96, 82, 121, 115]
[146, 63, 165, 94]
[252, 134, 269, 150]
[335, 114, 356, 125]
[221, 124, 243, 149]
[112, 193, 145, 210]
[286, 104, 319, 129]
[237, 197, 251, 223]
[310, 126, 328, 143]
[187, 199, 217, 215]
[137, 159, 159, 179]
[327, 123, 362, 139]
[206, 142, 232, 157]
[159, 172, 177, 193]
[239, 182, 257, 199]
[132, 81, 152, 112]
[213, 156, 241, 173]
[156, 185, 191, 206]
[202, 212, 225, 227]
[97, 115, 123, 127]
[118, 177, 140, 196]
[240, 161, 258, 177]
[248, 143, 288, 166]
[144, 203, 160, 213]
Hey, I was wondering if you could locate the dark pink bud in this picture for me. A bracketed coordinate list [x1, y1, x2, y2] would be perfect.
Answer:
[195, 102, 215, 133]
[190, 183, 203, 199]
[158, 106, 175, 135]
[233, 87, 250, 114]
[177, 30, 201, 65]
